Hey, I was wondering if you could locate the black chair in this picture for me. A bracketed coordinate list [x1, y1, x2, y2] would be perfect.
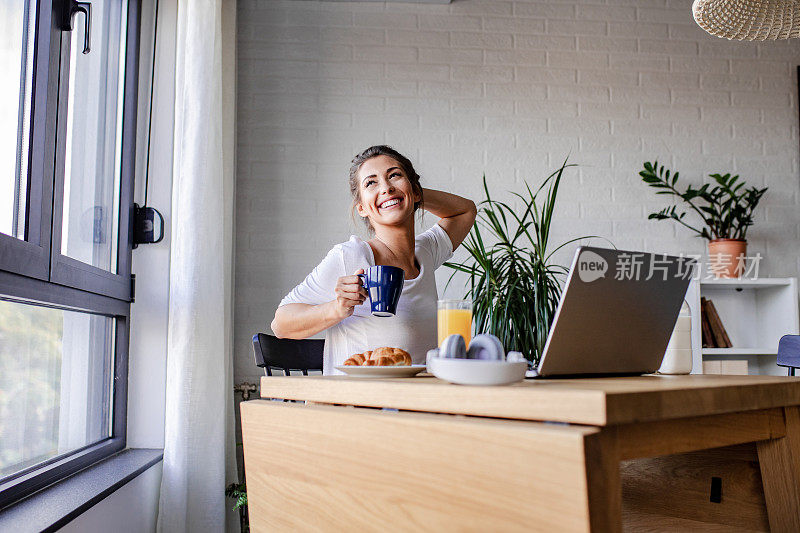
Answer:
[252, 333, 324, 376]
[777, 335, 800, 376]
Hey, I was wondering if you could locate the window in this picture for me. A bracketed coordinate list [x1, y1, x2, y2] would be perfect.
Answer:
[0, 0, 36, 242]
[0, 0, 141, 508]
[0, 301, 114, 477]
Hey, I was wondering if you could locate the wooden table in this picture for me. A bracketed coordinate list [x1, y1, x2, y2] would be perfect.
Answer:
[241, 374, 800, 532]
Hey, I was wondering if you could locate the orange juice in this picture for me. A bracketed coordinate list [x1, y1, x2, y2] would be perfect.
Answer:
[437, 308, 472, 346]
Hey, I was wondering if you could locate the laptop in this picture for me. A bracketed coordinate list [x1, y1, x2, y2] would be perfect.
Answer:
[530, 246, 695, 378]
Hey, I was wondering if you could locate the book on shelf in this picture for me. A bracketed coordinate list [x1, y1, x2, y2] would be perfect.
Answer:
[701, 297, 732, 348]
[707, 298, 733, 348]
[704, 298, 731, 348]
[700, 300, 714, 348]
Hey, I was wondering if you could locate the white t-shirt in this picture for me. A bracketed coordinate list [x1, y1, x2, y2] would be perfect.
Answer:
[278, 224, 454, 375]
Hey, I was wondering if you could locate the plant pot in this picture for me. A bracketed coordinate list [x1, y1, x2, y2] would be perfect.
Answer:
[708, 239, 747, 278]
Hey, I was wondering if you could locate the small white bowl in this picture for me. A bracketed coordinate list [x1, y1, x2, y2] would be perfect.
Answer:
[428, 357, 528, 386]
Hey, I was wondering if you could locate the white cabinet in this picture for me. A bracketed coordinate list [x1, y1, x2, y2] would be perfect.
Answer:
[686, 278, 799, 375]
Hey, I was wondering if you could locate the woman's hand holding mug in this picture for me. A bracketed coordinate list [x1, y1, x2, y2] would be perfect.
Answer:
[332, 269, 368, 319]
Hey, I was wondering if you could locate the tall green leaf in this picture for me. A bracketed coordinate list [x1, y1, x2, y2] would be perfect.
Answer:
[444, 158, 599, 364]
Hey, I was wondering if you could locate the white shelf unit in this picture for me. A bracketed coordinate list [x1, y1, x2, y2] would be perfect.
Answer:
[685, 278, 799, 375]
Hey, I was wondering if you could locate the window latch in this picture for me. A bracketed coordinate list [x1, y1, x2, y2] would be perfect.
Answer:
[133, 204, 165, 249]
[59, 0, 92, 54]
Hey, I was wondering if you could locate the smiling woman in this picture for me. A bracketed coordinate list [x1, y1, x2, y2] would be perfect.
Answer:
[271, 145, 477, 375]
[348, 145, 424, 233]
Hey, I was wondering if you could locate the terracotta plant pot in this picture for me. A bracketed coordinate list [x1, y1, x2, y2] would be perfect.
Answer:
[708, 239, 747, 278]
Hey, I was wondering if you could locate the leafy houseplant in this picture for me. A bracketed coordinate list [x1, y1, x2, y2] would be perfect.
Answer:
[444, 159, 598, 365]
[227, 439, 249, 532]
[226, 480, 249, 532]
[639, 161, 767, 278]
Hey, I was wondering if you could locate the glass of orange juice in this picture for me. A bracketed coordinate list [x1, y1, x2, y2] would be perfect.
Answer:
[437, 299, 472, 347]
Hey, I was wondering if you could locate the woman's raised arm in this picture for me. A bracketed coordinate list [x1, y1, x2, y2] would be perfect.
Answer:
[421, 188, 477, 250]
[272, 302, 338, 340]
[271, 270, 367, 339]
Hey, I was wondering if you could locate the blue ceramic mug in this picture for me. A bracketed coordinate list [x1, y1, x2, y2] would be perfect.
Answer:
[358, 265, 404, 317]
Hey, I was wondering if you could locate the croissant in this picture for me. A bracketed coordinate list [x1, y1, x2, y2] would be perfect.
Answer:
[343, 353, 366, 366]
[344, 351, 374, 366]
[344, 347, 411, 367]
[372, 347, 412, 366]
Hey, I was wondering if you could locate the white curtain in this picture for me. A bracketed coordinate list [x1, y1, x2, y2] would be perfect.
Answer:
[157, 0, 238, 531]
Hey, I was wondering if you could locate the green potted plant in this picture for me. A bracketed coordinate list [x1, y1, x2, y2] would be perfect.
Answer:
[639, 161, 767, 278]
[444, 159, 601, 364]
[226, 479, 249, 532]
[226, 440, 249, 532]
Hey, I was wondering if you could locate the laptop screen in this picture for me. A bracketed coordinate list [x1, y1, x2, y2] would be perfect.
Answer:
[537, 246, 695, 377]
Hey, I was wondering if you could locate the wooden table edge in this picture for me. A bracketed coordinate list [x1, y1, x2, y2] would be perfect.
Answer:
[260, 374, 800, 426]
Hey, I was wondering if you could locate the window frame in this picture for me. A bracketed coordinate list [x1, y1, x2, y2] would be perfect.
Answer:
[50, 0, 140, 300]
[0, 275, 129, 509]
[0, 0, 141, 510]
[0, 0, 59, 280]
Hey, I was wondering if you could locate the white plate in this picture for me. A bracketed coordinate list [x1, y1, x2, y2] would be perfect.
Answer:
[335, 364, 427, 378]
[428, 357, 528, 386]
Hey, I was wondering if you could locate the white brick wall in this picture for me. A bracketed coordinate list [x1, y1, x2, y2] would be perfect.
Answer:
[235, 0, 800, 382]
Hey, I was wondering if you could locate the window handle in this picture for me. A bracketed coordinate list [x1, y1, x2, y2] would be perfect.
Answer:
[74, 2, 91, 54]
[59, 0, 92, 54]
